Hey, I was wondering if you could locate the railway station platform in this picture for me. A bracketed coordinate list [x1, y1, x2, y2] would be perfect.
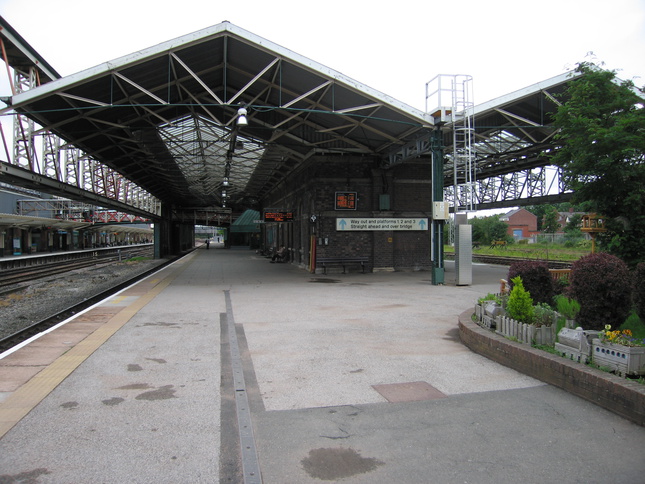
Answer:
[1, 246, 644, 483]
[0, 243, 154, 271]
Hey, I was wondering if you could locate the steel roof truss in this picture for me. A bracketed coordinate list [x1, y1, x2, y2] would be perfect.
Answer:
[170, 52, 224, 105]
[57, 92, 110, 107]
[113, 71, 168, 105]
[228, 57, 280, 106]
[281, 80, 332, 109]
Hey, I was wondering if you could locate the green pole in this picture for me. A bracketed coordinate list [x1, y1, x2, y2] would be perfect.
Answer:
[431, 126, 445, 285]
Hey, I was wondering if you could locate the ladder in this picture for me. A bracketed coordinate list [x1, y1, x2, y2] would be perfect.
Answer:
[426, 74, 476, 212]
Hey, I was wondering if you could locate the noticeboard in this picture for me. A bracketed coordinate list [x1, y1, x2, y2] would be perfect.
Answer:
[335, 191, 357, 210]
[263, 210, 295, 222]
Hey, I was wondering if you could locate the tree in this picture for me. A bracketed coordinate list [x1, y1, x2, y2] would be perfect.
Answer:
[525, 205, 550, 231]
[526, 203, 580, 231]
[564, 213, 583, 234]
[469, 215, 508, 245]
[551, 62, 645, 266]
[541, 205, 560, 233]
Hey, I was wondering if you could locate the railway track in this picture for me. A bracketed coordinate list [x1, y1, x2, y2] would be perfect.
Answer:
[0, 249, 178, 354]
[0, 246, 153, 290]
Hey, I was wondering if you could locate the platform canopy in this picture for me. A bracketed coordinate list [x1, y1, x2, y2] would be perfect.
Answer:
[0, 213, 91, 231]
[7, 21, 434, 212]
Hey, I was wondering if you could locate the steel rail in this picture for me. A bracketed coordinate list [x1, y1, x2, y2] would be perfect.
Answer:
[0, 247, 153, 290]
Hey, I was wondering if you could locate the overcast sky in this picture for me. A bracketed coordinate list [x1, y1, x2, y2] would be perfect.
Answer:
[1, 0, 644, 110]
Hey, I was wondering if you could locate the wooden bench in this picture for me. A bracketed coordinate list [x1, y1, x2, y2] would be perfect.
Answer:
[549, 269, 572, 282]
[490, 240, 507, 249]
[316, 257, 369, 274]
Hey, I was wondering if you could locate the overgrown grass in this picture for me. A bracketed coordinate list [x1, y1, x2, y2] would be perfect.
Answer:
[445, 242, 590, 262]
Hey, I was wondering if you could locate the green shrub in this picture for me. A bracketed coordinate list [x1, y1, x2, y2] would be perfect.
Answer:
[477, 293, 501, 305]
[555, 315, 567, 338]
[508, 260, 554, 306]
[569, 253, 632, 331]
[619, 311, 645, 341]
[506, 276, 534, 323]
[563, 235, 584, 248]
[553, 277, 569, 296]
[554, 294, 580, 320]
[533, 302, 556, 327]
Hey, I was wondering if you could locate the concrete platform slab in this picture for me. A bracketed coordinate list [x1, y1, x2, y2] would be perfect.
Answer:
[0, 250, 643, 484]
[372, 381, 447, 402]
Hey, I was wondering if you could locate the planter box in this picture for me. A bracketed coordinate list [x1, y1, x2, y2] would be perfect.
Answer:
[592, 339, 645, 377]
[475, 301, 502, 329]
[481, 314, 496, 329]
[496, 316, 555, 346]
[475, 303, 483, 321]
[555, 328, 600, 364]
[555, 343, 590, 364]
[565, 319, 578, 329]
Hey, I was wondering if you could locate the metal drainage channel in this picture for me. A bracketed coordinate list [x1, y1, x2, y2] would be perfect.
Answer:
[225, 290, 262, 483]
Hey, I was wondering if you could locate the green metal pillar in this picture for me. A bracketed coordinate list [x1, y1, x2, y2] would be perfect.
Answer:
[431, 126, 445, 285]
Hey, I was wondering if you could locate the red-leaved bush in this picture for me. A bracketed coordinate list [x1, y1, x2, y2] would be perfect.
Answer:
[569, 253, 632, 331]
[507, 260, 554, 306]
[633, 262, 645, 321]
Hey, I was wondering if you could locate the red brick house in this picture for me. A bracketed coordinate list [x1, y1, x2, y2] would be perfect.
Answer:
[499, 208, 538, 239]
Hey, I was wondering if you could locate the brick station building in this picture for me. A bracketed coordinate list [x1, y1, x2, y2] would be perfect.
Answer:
[260, 155, 434, 273]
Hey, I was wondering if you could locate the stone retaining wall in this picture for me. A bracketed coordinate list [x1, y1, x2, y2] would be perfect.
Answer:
[458, 309, 645, 427]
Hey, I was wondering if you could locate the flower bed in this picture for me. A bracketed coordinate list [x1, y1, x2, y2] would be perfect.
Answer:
[592, 340, 645, 377]
[591, 326, 645, 376]
[473, 297, 556, 346]
[459, 310, 645, 427]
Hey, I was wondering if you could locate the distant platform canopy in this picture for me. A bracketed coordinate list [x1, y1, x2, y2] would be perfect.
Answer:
[229, 209, 260, 233]
[0, 213, 91, 231]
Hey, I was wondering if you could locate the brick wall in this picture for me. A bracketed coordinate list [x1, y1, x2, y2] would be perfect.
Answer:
[505, 208, 537, 237]
[458, 310, 645, 426]
[261, 155, 436, 272]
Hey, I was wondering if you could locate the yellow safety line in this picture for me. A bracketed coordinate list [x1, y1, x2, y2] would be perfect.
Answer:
[0, 251, 197, 439]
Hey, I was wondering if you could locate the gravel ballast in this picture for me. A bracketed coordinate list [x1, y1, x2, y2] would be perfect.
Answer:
[0, 258, 168, 340]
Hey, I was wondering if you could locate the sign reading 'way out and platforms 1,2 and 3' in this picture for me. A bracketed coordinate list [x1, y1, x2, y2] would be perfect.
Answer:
[336, 218, 428, 231]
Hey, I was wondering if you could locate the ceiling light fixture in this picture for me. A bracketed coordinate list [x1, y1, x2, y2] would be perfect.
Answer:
[237, 107, 248, 126]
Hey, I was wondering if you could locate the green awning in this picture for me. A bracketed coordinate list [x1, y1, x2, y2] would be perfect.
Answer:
[229, 209, 260, 233]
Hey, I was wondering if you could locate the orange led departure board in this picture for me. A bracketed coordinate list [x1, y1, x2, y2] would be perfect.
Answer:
[335, 191, 357, 210]
[263, 210, 295, 222]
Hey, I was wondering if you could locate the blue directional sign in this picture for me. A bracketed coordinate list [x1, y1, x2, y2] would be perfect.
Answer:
[336, 218, 429, 231]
